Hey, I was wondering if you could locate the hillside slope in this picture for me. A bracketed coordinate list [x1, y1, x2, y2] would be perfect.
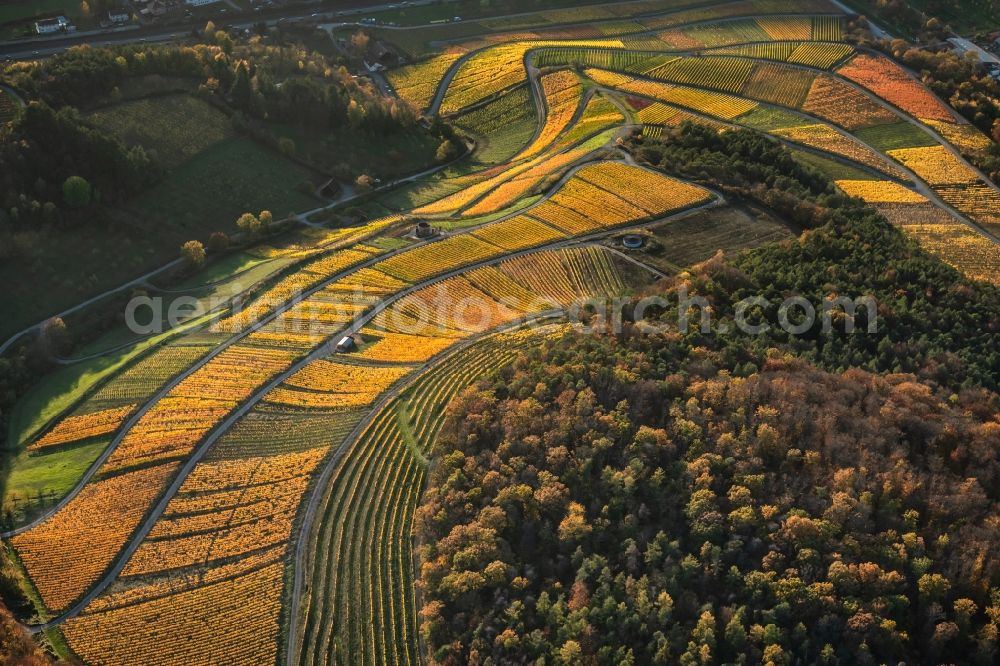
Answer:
[415, 151, 1000, 663]
[417, 316, 1000, 665]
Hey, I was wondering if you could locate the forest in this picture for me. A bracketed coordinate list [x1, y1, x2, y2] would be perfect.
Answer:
[415, 124, 1000, 665]
[631, 124, 1000, 392]
[418, 328, 999, 664]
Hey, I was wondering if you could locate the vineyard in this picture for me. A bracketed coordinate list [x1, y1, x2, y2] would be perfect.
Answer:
[519, 70, 585, 159]
[294, 324, 570, 666]
[452, 85, 536, 164]
[3, 0, 999, 664]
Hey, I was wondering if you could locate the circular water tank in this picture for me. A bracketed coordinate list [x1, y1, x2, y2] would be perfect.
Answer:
[622, 235, 644, 249]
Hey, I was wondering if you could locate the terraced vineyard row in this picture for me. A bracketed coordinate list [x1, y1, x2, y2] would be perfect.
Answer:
[295, 324, 569, 666]
[59, 242, 633, 665]
[4, 0, 998, 663]
[9, 157, 704, 629]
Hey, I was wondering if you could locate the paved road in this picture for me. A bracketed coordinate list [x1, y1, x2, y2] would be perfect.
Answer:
[1, 0, 757, 61]
[0, 259, 180, 357]
[0, 0, 440, 59]
[29, 161, 721, 630]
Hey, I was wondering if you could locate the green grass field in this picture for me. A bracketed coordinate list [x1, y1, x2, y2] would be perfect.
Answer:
[2, 438, 109, 522]
[910, 0, 1000, 34]
[0, 103, 314, 340]
[87, 95, 235, 169]
[267, 123, 440, 180]
[129, 137, 320, 232]
[0, 217, 192, 340]
[155, 251, 271, 291]
[854, 121, 939, 152]
[735, 106, 807, 131]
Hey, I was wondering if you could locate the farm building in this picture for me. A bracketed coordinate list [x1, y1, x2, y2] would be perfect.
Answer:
[34, 16, 70, 34]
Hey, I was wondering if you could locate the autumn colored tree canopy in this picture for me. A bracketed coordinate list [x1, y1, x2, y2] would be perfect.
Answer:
[417, 325, 999, 665]
[415, 126, 1000, 665]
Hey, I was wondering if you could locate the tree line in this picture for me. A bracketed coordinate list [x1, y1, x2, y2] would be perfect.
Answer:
[0, 37, 443, 242]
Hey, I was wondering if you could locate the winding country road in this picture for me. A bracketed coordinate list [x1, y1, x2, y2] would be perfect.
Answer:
[417, 5, 1000, 247]
[23, 161, 723, 630]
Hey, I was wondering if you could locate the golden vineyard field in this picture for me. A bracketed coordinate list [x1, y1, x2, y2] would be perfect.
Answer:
[1, 0, 998, 664]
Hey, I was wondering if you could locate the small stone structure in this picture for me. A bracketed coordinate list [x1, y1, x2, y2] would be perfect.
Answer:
[414, 221, 434, 239]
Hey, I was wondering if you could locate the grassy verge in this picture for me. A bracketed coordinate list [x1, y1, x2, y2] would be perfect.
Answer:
[156, 251, 272, 291]
[6, 311, 217, 449]
[128, 137, 321, 232]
